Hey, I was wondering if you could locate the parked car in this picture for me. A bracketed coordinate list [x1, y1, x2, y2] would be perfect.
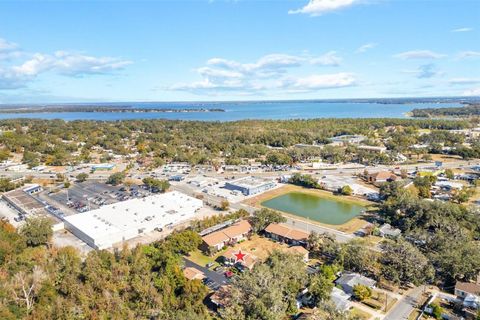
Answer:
[214, 266, 225, 273]
[224, 270, 234, 278]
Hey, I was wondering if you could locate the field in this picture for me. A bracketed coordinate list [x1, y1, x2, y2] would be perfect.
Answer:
[243, 185, 375, 233]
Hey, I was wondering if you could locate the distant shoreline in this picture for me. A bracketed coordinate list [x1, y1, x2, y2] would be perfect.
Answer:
[0, 106, 226, 114]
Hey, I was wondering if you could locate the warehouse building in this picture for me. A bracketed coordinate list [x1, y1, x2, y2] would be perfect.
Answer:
[64, 191, 203, 249]
[91, 163, 116, 171]
[224, 176, 276, 196]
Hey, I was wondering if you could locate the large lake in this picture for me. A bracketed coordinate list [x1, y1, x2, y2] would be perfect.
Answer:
[0, 101, 460, 121]
[261, 191, 365, 225]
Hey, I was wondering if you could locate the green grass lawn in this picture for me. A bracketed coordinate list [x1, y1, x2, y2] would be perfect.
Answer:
[349, 307, 372, 320]
[185, 249, 218, 268]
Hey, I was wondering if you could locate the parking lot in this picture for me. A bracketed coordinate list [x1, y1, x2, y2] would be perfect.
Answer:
[183, 258, 228, 291]
[46, 181, 153, 213]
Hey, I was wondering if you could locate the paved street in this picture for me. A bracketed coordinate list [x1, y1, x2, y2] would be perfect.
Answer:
[384, 286, 425, 320]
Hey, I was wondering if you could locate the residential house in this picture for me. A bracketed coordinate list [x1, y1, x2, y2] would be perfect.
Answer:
[201, 231, 230, 251]
[331, 287, 353, 312]
[201, 220, 252, 252]
[455, 280, 480, 310]
[378, 223, 401, 239]
[285, 245, 309, 262]
[210, 285, 232, 309]
[335, 273, 376, 295]
[220, 248, 257, 270]
[264, 223, 309, 246]
[183, 267, 206, 281]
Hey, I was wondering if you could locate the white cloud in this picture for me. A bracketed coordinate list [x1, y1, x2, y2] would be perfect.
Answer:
[463, 87, 480, 96]
[52, 51, 132, 76]
[0, 38, 22, 60]
[0, 68, 31, 89]
[12, 53, 53, 76]
[449, 78, 480, 85]
[457, 51, 480, 59]
[355, 43, 377, 53]
[451, 27, 473, 33]
[289, 0, 360, 16]
[11, 51, 131, 79]
[282, 73, 356, 91]
[197, 67, 244, 79]
[207, 54, 303, 76]
[0, 38, 18, 52]
[310, 51, 342, 66]
[169, 53, 353, 95]
[394, 50, 446, 60]
[0, 39, 132, 90]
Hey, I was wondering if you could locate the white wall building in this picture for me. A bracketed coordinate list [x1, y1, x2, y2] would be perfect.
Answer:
[64, 191, 203, 249]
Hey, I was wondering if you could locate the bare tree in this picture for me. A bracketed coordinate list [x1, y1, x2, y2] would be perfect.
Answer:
[7, 266, 46, 314]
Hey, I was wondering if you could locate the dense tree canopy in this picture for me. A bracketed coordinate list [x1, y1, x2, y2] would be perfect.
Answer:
[0, 117, 470, 166]
[0, 222, 210, 320]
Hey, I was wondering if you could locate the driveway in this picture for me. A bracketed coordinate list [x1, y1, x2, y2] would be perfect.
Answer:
[183, 258, 228, 289]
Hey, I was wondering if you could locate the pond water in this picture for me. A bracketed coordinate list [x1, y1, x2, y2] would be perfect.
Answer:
[261, 191, 365, 225]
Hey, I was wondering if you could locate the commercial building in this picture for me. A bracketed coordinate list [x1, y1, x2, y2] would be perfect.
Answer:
[91, 163, 116, 171]
[23, 184, 43, 195]
[329, 135, 366, 146]
[2, 188, 47, 216]
[64, 191, 202, 249]
[365, 171, 399, 184]
[224, 176, 276, 196]
[357, 145, 387, 153]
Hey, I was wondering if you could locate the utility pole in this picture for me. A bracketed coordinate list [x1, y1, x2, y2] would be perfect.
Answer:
[384, 292, 388, 312]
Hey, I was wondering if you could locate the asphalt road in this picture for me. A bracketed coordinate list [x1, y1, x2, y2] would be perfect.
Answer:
[384, 286, 425, 320]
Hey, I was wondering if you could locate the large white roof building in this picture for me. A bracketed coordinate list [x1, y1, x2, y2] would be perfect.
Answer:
[64, 191, 202, 249]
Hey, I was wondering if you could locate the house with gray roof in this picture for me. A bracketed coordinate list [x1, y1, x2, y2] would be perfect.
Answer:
[335, 273, 376, 295]
[378, 223, 402, 239]
[331, 287, 352, 311]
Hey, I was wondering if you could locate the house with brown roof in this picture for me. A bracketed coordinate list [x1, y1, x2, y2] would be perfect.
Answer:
[220, 248, 258, 270]
[210, 285, 232, 309]
[201, 220, 252, 252]
[455, 280, 480, 310]
[366, 171, 399, 184]
[285, 245, 309, 262]
[264, 223, 309, 246]
[183, 267, 206, 281]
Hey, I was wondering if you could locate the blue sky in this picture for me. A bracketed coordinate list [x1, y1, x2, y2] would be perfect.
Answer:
[0, 0, 479, 103]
